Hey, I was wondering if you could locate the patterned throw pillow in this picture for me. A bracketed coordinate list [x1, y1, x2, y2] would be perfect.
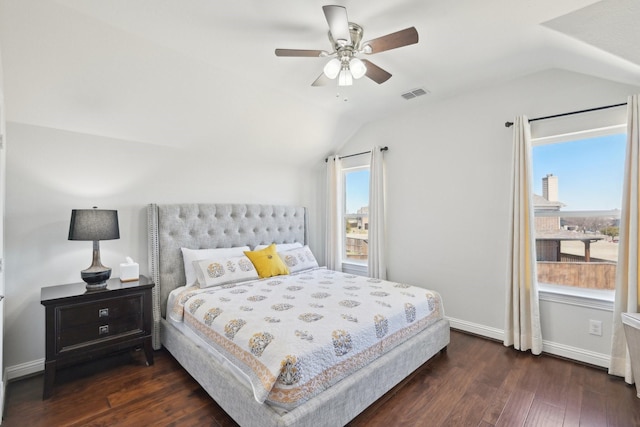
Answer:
[278, 245, 319, 274]
[192, 255, 259, 288]
[181, 246, 250, 285]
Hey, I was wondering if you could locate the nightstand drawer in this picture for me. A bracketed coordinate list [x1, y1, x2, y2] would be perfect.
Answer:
[58, 295, 142, 330]
[58, 313, 144, 351]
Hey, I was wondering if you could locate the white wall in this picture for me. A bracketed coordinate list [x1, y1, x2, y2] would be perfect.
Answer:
[335, 69, 640, 365]
[6, 68, 638, 375]
[4, 122, 322, 372]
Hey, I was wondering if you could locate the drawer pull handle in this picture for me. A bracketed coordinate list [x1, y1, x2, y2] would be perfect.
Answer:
[99, 325, 109, 335]
[99, 308, 109, 317]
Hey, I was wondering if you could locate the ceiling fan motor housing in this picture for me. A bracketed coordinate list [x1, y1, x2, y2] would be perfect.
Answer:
[329, 22, 364, 52]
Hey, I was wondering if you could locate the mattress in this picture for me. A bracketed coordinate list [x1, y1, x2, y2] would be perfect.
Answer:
[168, 267, 444, 410]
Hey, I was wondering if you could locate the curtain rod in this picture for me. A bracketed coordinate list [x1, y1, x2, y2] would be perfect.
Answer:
[504, 102, 627, 128]
[325, 146, 388, 162]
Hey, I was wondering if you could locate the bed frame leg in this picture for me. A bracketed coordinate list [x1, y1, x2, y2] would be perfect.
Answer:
[440, 346, 448, 354]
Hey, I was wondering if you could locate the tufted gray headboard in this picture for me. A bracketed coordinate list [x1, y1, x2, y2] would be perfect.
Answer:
[147, 203, 308, 348]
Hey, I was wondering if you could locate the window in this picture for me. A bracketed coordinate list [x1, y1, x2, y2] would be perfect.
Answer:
[343, 166, 369, 264]
[532, 127, 625, 292]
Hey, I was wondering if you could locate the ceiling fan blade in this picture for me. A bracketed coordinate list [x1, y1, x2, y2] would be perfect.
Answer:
[311, 73, 331, 87]
[323, 5, 351, 46]
[361, 60, 392, 84]
[362, 27, 418, 54]
[275, 49, 326, 57]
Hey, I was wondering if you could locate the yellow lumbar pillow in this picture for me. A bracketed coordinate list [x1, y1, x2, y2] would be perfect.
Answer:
[244, 244, 290, 278]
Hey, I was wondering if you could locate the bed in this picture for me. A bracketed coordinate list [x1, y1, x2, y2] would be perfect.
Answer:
[147, 203, 450, 427]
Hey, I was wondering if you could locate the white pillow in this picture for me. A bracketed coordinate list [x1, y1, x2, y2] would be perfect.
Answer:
[278, 245, 319, 274]
[254, 242, 303, 252]
[181, 246, 250, 286]
[193, 255, 259, 288]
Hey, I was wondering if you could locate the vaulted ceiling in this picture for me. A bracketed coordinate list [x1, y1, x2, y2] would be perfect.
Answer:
[1, 0, 639, 166]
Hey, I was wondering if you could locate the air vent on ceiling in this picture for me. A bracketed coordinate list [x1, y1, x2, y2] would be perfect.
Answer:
[401, 88, 429, 100]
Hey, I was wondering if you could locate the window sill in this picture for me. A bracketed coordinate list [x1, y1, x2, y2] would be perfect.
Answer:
[341, 262, 368, 277]
[538, 283, 614, 311]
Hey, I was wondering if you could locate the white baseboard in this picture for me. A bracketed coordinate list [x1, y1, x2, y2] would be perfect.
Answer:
[541, 340, 610, 368]
[5, 358, 44, 381]
[447, 316, 610, 368]
[447, 316, 504, 341]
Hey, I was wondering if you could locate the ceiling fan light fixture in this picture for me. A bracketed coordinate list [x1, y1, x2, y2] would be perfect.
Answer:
[323, 58, 341, 79]
[338, 67, 353, 86]
[275, 6, 419, 87]
[349, 58, 367, 79]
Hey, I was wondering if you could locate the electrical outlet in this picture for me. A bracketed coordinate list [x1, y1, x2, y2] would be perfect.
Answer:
[589, 319, 603, 336]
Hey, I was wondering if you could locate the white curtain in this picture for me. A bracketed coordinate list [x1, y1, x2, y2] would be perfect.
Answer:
[609, 94, 640, 384]
[504, 116, 543, 355]
[0, 47, 6, 405]
[368, 146, 387, 279]
[325, 155, 343, 270]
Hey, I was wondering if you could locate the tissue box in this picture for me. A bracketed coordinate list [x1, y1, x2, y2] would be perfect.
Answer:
[120, 262, 139, 282]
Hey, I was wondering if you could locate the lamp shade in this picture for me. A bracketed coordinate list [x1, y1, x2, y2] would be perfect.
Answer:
[349, 58, 367, 79]
[68, 209, 120, 241]
[338, 67, 353, 86]
[323, 58, 341, 79]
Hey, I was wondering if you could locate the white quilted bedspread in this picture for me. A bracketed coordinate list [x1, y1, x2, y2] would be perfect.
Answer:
[168, 267, 443, 409]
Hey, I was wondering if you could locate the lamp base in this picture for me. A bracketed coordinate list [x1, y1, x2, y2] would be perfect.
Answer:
[81, 268, 111, 290]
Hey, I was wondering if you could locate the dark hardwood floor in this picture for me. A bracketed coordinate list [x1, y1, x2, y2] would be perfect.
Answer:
[3, 330, 639, 426]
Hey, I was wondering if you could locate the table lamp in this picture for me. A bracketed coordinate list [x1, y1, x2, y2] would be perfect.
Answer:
[68, 207, 120, 290]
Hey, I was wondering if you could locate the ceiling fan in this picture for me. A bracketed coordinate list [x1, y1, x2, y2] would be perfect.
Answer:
[275, 5, 418, 87]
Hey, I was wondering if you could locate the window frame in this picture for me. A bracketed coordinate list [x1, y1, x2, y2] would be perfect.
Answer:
[531, 124, 625, 308]
[341, 163, 370, 271]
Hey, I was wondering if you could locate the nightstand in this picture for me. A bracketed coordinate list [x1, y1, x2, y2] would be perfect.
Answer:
[40, 276, 154, 399]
